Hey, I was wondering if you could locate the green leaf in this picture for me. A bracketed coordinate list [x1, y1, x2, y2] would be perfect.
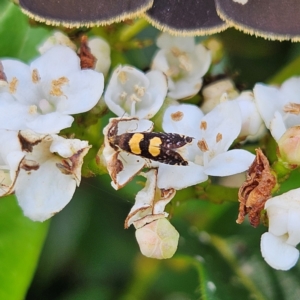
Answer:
[0, 0, 51, 62]
[267, 55, 300, 84]
[0, 195, 49, 300]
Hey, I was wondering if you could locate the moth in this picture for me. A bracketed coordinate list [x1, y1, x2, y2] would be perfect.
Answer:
[108, 124, 193, 166]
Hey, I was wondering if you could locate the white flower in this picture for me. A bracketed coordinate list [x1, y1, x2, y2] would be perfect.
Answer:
[88, 37, 111, 76]
[261, 188, 300, 270]
[151, 33, 211, 100]
[38, 33, 111, 76]
[12, 130, 90, 222]
[38, 31, 77, 54]
[104, 65, 167, 119]
[160, 101, 255, 189]
[0, 45, 104, 134]
[254, 77, 300, 141]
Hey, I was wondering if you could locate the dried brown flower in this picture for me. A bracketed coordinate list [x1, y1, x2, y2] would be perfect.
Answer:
[237, 148, 276, 227]
[78, 35, 96, 70]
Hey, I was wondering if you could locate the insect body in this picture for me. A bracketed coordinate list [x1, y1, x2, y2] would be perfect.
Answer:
[109, 131, 193, 166]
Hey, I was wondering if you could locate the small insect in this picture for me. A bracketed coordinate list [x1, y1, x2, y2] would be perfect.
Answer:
[108, 124, 193, 166]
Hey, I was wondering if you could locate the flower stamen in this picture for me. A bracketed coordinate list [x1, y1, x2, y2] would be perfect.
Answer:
[283, 102, 300, 115]
[50, 77, 69, 98]
[9, 77, 18, 94]
[118, 71, 128, 84]
[197, 139, 209, 152]
[216, 133, 222, 143]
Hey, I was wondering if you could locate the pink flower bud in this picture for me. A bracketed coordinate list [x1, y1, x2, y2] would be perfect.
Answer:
[278, 126, 300, 165]
[135, 218, 179, 259]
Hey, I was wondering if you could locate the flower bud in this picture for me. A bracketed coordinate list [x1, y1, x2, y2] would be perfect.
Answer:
[278, 126, 300, 165]
[135, 218, 179, 259]
[201, 79, 239, 113]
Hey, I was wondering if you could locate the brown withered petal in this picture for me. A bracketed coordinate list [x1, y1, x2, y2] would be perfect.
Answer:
[18, 131, 43, 152]
[0, 61, 7, 82]
[56, 147, 91, 185]
[145, 0, 228, 36]
[237, 148, 276, 227]
[215, 0, 300, 41]
[78, 36, 96, 70]
[19, 0, 153, 28]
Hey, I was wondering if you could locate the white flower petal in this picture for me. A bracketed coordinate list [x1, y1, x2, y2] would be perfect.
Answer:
[153, 188, 176, 215]
[0, 130, 24, 196]
[167, 77, 203, 100]
[205, 149, 255, 176]
[201, 101, 242, 154]
[280, 77, 300, 103]
[269, 111, 287, 142]
[135, 170, 157, 206]
[26, 112, 74, 134]
[113, 152, 145, 189]
[192, 44, 211, 78]
[114, 117, 154, 135]
[162, 103, 204, 138]
[151, 49, 170, 75]
[50, 135, 89, 157]
[286, 209, 300, 246]
[157, 33, 195, 52]
[30, 45, 80, 80]
[253, 83, 282, 129]
[261, 232, 299, 271]
[0, 94, 32, 130]
[157, 162, 208, 190]
[125, 169, 157, 227]
[88, 37, 111, 76]
[1, 60, 38, 105]
[15, 159, 77, 222]
[140, 70, 167, 119]
[234, 91, 263, 137]
[55, 69, 104, 114]
[38, 31, 77, 54]
[267, 205, 289, 237]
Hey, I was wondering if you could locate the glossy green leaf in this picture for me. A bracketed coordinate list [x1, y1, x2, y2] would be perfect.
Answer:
[0, 0, 50, 62]
[0, 195, 49, 300]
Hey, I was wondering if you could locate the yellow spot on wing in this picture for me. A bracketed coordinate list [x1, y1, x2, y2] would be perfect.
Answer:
[149, 137, 162, 157]
[129, 133, 144, 155]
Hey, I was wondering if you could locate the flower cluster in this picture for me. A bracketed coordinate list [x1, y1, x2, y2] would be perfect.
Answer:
[0, 41, 105, 221]
[3, 28, 300, 271]
[101, 33, 259, 259]
[251, 77, 300, 270]
[101, 31, 300, 266]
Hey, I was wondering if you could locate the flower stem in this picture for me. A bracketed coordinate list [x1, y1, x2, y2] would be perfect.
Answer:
[195, 182, 239, 204]
[209, 235, 268, 300]
[119, 19, 150, 42]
